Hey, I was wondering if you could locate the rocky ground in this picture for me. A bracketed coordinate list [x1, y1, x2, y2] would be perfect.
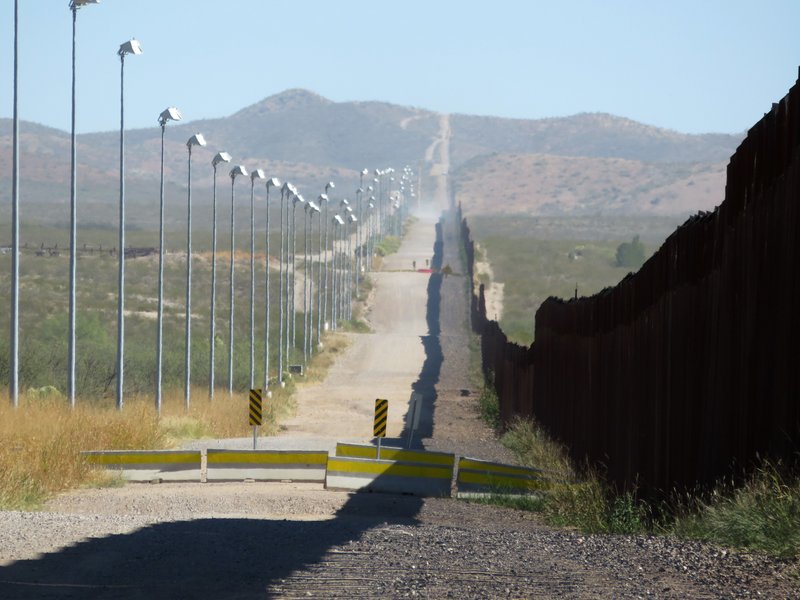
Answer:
[1, 484, 797, 599]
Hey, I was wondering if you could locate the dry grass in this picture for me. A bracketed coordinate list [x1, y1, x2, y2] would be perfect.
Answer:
[0, 327, 352, 510]
[302, 332, 351, 384]
[0, 384, 296, 509]
[0, 395, 164, 509]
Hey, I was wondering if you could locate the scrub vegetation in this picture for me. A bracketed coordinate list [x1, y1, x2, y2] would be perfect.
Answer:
[468, 215, 670, 344]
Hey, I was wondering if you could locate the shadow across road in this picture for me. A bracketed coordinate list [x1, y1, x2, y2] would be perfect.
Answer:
[0, 503, 426, 599]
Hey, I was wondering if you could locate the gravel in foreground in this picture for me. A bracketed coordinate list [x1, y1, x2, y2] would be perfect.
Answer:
[0, 486, 797, 599]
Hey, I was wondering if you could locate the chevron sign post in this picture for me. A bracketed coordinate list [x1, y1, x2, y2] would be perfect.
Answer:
[249, 389, 263, 449]
[374, 398, 388, 459]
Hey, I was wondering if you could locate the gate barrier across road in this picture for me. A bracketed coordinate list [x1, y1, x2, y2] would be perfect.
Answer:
[206, 449, 328, 482]
[335, 443, 455, 466]
[325, 455, 454, 496]
[81, 450, 202, 482]
[83, 446, 546, 498]
[456, 457, 547, 498]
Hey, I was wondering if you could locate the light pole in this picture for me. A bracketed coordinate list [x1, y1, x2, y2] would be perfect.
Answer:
[303, 201, 320, 365]
[347, 211, 358, 320]
[331, 214, 344, 330]
[290, 194, 305, 357]
[323, 182, 334, 332]
[68, 0, 100, 408]
[264, 177, 280, 391]
[155, 107, 182, 414]
[303, 202, 310, 365]
[184, 132, 206, 410]
[248, 169, 265, 391]
[363, 187, 372, 272]
[338, 199, 350, 324]
[355, 186, 364, 292]
[373, 172, 382, 241]
[208, 151, 231, 399]
[228, 165, 248, 395]
[316, 194, 328, 346]
[356, 168, 368, 292]
[115, 37, 142, 411]
[367, 198, 375, 271]
[278, 182, 293, 384]
[10, 0, 19, 406]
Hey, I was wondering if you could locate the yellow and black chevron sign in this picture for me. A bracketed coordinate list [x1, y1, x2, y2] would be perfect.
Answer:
[373, 398, 388, 437]
[249, 389, 263, 427]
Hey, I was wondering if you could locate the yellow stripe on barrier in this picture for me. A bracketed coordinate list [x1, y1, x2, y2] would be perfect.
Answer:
[207, 451, 327, 465]
[336, 443, 454, 466]
[327, 457, 451, 480]
[458, 470, 546, 490]
[84, 452, 199, 466]
[459, 458, 543, 478]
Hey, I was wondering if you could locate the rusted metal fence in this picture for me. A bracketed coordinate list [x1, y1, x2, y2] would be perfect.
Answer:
[464, 73, 800, 493]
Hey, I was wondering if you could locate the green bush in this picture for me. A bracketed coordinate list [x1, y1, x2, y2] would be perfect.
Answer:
[671, 463, 800, 557]
[500, 418, 650, 534]
[477, 380, 501, 430]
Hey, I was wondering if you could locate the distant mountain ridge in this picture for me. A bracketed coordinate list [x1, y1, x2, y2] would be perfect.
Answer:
[450, 112, 741, 166]
[0, 88, 745, 224]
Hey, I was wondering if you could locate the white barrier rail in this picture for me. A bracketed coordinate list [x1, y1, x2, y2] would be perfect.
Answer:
[81, 450, 202, 482]
[206, 449, 328, 482]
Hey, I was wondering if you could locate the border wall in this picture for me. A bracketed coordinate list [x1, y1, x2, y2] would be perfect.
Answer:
[464, 73, 800, 493]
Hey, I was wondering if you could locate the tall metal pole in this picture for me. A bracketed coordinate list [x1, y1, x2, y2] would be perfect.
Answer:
[155, 122, 166, 412]
[346, 218, 352, 320]
[303, 207, 309, 365]
[311, 209, 319, 348]
[355, 190, 362, 296]
[209, 164, 219, 398]
[115, 51, 126, 410]
[10, 0, 20, 406]
[184, 141, 197, 410]
[264, 184, 271, 390]
[322, 182, 334, 332]
[248, 177, 256, 390]
[308, 210, 315, 357]
[247, 171, 264, 390]
[366, 204, 372, 273]
[278, 186, 287, 383]
[228, 176, 235, 395]
[227, 169, 247, 395]
[323, 201, 330, 332]
[67, 3, 78, 407]
[290, 197, 301, 354]
[316, 200, 324, 346]
[285, 195, 293, 365]
[264, 179, 278, 390]
[341, 219, 347, 322]
[332, 218, 339, 330]
[331, 220, 337, 331]
[286, 199, 293, 362]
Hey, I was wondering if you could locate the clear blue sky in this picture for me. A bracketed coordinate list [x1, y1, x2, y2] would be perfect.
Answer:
[1, 0, 798, 135]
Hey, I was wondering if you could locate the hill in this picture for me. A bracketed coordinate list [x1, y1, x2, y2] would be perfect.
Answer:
[0, 90, 745, 231]
[452, 152, 728, 217]
[450, 112, 741, 166]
